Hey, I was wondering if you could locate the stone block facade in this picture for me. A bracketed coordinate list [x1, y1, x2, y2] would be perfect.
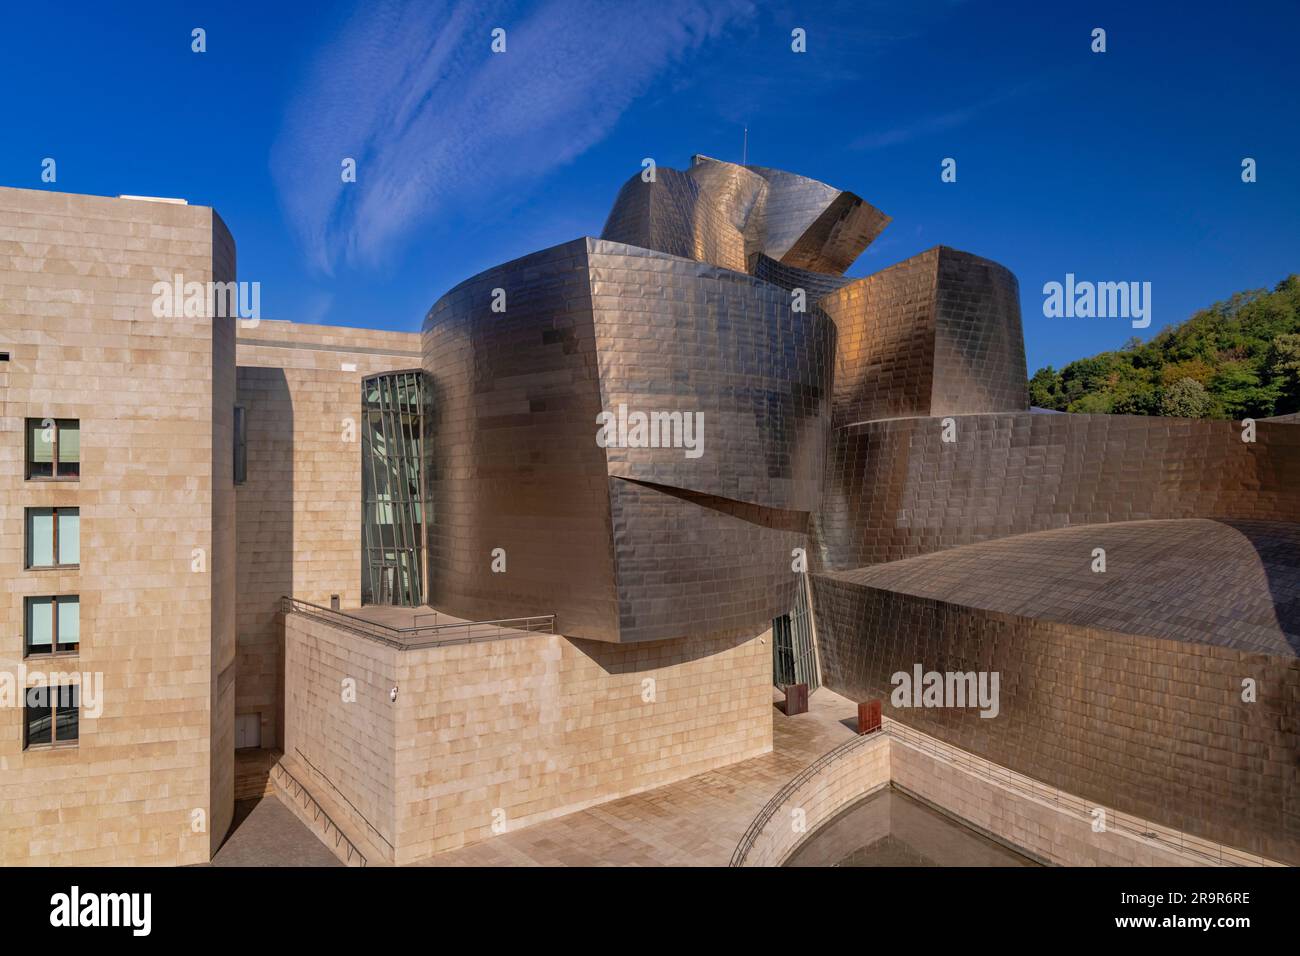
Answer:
[745, 721, 1281, 867]
[284, 608, 773, 863]
[0, 187, 235, 864]
[234, 320, 420, 750]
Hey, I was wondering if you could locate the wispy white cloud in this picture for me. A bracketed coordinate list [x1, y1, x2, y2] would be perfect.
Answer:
[272, 0, 754, 274]
[850, 73, 1057, 152]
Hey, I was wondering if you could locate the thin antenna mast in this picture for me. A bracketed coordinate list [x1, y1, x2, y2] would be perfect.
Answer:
[742, 126, 748, 165]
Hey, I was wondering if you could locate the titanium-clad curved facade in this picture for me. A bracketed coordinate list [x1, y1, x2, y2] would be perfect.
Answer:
[589, 240, 835, 511]
[818, 246, 1027, 429]
[812, 412, 1300, 571]
[811, 518, 1300, 863]
[749, 252, 852, 303]
[419, 151, 1298, 863]
[422, 236, 834, 644]
[422, 154, 891, 645]
[600, 154, 890, 276]
[744, 164, 891, 274]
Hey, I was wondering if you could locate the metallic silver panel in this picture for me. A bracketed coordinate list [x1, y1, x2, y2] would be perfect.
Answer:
[588, 239, 834, 512]
[811, 518, 1300, 864]
[819, 246, 1027, 429]
[421, 149, 1300, 864]
[748, 252, 853, 304]
[600, 155, 889, 278]
[423, 237, 833, 643]
[745, 164, 890, 274]
[813, 412, 1300, 571]
[423, 239, 618, 639]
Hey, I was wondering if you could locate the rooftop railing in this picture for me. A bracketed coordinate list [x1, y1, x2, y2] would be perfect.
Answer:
[280, 596, 556, 650]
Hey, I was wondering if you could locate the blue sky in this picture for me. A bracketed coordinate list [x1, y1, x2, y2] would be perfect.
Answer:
[3, 0, 1297, 371]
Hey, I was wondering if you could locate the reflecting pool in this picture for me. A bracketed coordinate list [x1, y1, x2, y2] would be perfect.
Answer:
[785, 788, 1040, 867]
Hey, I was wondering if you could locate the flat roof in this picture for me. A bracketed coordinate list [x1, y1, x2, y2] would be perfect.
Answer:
[284, 598, 553, 649]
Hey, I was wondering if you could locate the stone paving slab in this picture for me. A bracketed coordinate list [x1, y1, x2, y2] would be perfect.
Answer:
[211, 796, 344, 867]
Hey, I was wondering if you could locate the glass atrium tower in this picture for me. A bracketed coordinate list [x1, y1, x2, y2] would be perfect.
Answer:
[361, 370, 426, 605]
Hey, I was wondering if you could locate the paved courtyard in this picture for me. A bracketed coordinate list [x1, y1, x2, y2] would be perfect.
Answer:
[414, 687, 859, 866]
[208, 687, 859, 867]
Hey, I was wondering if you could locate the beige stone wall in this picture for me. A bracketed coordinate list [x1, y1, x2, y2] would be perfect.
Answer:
[0, 187, 234, 865]
[284, 610, 773, 863]
[234, 320, 420, 750]
[282, 612, 398, 859]
[394, 628, 774, 862]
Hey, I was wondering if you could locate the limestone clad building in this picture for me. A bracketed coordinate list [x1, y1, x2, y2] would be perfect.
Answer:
[2, 154, 1296, 867]
[0, 187, 235, 864]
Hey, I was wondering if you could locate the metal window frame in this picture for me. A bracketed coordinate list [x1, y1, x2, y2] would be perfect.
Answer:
[24, 417, 79, 481]
[233, 405, 247, 485]
[772, 572, 820, 691]
[23, 684, 80, 750]
[361, 370, 426, 607]
[22, 594, 80, 658]
[24, 506, 80, 570]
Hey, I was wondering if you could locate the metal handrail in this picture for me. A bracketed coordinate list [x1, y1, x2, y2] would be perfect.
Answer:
[292, 747, 395, 855]
[729, 726, 884, 867]
[272, 761, 368, 867]
[280, 596, 556, 650]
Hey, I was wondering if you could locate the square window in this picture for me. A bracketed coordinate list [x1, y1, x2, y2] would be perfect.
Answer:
[24, 685, 79, 748]
[25, 419, 79, 480]
[24, 596, 79, 656]
[25, 508, 79, 568]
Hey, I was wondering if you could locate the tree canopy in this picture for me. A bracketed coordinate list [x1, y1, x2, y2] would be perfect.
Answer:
[1029, 275, 1300, 419]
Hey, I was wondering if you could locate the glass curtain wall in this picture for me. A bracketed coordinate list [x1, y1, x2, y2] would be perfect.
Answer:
[361, 370, 427, 606]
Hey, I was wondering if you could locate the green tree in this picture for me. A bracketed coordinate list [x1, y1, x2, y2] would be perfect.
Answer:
[1026, 274, 1300, 420]
[1160, 377, 1212, 418]
[1067, 391, 1114, 414]
[1111, 381, 1159, 415]
[1029, 366, 1065, 409]
[1267, 333, 1300, 415]
[1209, 361, 1276, 418]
